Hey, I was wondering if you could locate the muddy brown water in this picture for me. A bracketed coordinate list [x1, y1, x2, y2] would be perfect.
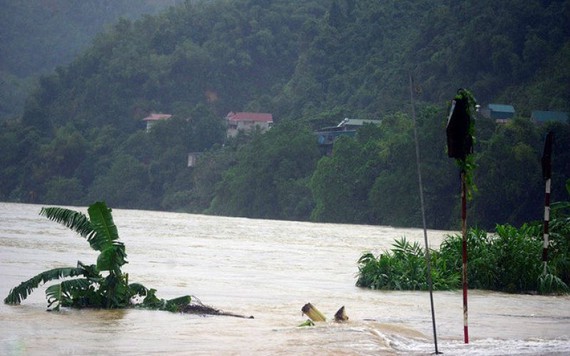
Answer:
[1, 202, 569, 355]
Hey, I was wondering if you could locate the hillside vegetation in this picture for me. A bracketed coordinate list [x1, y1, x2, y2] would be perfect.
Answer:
[1, 0, 569, 230]
[0, 0, 181, 119]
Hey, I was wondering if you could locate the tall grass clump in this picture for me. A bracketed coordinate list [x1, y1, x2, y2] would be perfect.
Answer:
[437, 224, 561, 293]
[357, 194, 570, 294]
[540, 185, 570, 294]
[356, 238, 459, 291]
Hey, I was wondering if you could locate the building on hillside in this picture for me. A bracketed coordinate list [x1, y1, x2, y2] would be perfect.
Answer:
[315, 118, 381, 155]
[480, 104, 516, 123]
[142, 113, 172, 132]
[336, 118, 383, 130]
[187, 152, 201, 167]
[531, 110, 569, 125]
[225, 111, 273, 138]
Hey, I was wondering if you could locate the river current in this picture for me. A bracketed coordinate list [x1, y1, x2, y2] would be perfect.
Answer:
[1, 202, 569, 355]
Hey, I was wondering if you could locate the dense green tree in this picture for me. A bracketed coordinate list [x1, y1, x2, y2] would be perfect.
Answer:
[0, 121, 27, 199]
[311, 105, 475, 229]
[473, 118, 544, 228]
[367, 113, 417, 226]
[39, 125, 88, 178]
[191, 147, 237, 213]
[187, 104, 226, 151]
[365, 108, 458, 229]
[209, 122, 320, 220]
[43, 177, 85, 205]
[547, 122, 570, 203]
[88, 154, 154, 209]
[311, 129, 382, 224]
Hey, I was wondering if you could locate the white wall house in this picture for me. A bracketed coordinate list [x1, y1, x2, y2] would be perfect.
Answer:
[225, 111, 273, 138]
[142, 113, 172, 132]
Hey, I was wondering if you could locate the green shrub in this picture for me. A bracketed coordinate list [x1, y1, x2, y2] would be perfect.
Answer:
[357, 215, 569, 294]
[439, 228, 498, 289]
[356, 238, 459, 291]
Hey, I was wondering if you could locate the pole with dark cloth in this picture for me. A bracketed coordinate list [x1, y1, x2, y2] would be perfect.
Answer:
[541, 131, 554, 274]
[446, 88, 475, 344]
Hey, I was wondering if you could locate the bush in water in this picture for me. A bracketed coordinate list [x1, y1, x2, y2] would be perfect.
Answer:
[357, 198, 570, 294]
[356, 237, 459, 291]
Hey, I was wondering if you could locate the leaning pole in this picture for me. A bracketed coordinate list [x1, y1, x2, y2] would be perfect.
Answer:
[446, 89, 476, 344]
[409, 73, 440, 354]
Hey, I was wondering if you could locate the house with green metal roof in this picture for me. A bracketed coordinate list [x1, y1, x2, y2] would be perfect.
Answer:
[339, 118, 383, 129]
[314, 118, 381, 155]
[483, 104, 516, 123]
[531, 110, 569, 124]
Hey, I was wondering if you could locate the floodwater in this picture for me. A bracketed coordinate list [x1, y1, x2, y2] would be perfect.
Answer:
[1, 202, 569, 355]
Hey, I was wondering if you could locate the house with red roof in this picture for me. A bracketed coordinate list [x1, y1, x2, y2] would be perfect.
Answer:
[142, 113, 172, 132]
[225, 111, 273, 138]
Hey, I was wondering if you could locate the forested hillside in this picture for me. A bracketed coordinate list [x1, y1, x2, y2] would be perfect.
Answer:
[0, 0, 181, 119]
[1, 0, 569, 230]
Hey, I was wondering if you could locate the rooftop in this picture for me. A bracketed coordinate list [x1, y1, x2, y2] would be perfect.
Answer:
[226, 112, 273, 122]
[531, 110, 569, 123]
[142, 113, 172, 122]
[488, 104, 515, 113]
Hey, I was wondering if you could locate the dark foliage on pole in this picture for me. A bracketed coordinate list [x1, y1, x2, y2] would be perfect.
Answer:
[542, 131, 554, 180]
[446, 89, 475, 163]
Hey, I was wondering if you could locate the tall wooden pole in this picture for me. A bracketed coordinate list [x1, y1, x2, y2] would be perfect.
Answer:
[543, 176, 551, 275]
[446, 89, 474, 345]
[541, 131, 554, 275]
[461, 171, 469, 344]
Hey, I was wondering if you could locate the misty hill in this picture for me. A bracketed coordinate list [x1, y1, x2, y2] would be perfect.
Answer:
[0, 0, 182, 119]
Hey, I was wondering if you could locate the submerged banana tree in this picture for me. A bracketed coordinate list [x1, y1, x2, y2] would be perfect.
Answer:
[4, 202, 191, 312]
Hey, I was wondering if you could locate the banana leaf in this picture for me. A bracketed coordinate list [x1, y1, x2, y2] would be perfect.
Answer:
[46, 278, 93, 311]
[4, 267, 86, 304]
